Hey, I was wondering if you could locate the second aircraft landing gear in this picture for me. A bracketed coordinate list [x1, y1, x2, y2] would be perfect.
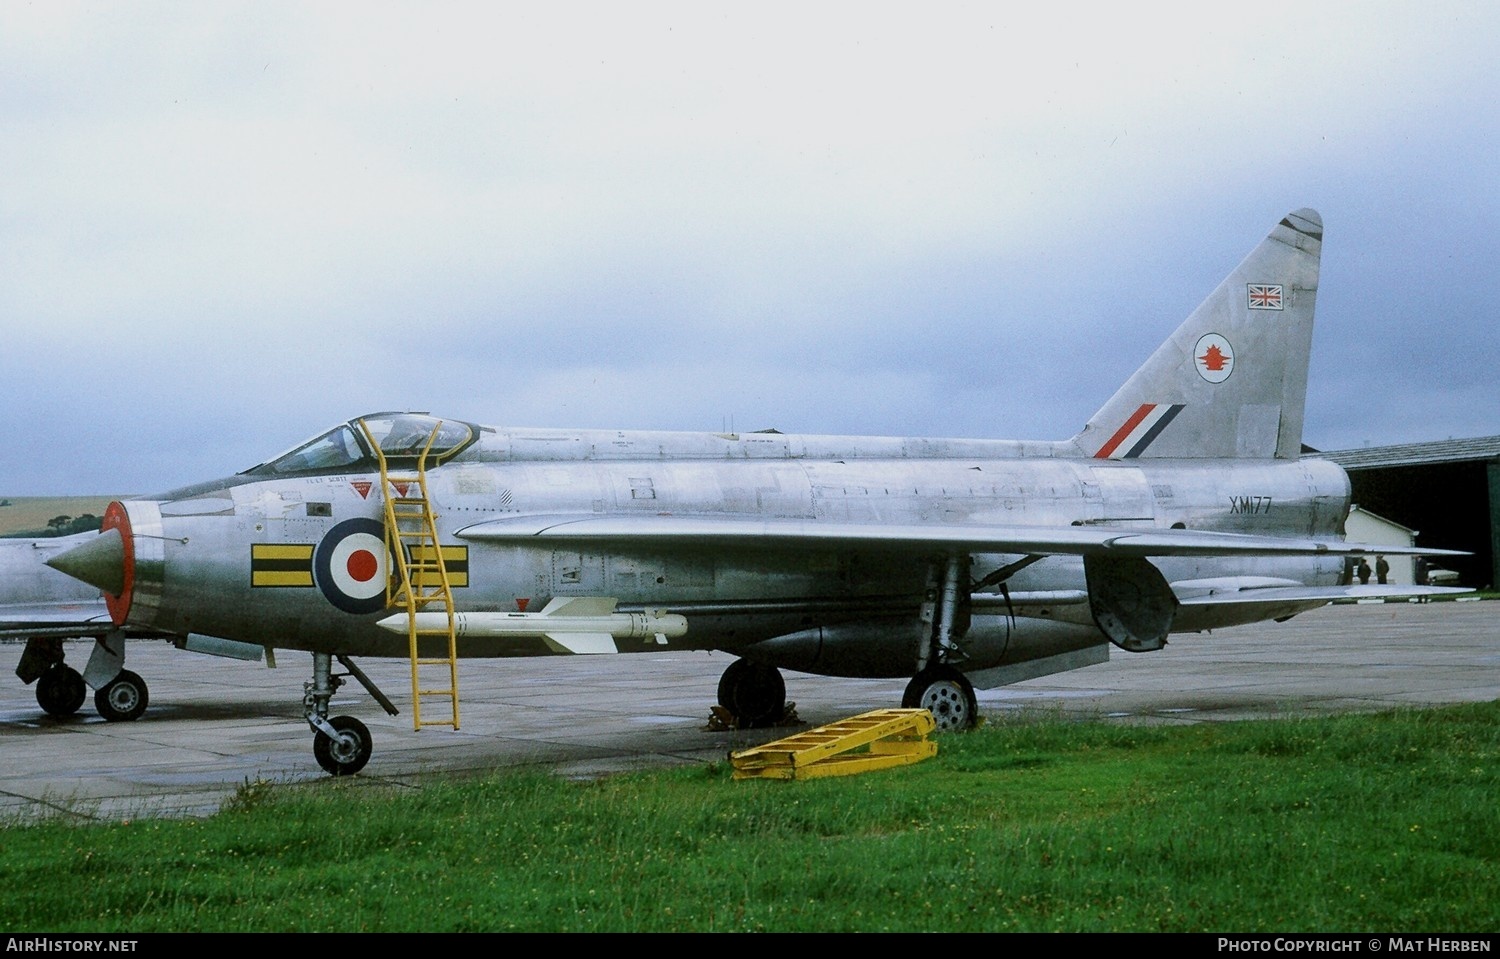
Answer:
[36, 664, 87, 717]
[95, 669, 149, 721]
[23, 634, 154, 723]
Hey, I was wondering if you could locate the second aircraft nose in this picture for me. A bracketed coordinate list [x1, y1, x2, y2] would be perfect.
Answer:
[45, 525, 126, 596]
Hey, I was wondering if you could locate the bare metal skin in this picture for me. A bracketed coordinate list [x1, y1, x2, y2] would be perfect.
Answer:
[10, 209, 1468, 773]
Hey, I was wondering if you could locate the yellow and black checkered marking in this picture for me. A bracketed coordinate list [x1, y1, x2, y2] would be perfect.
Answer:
[408, 544, 469, 587]
[251, 544, 315, 587]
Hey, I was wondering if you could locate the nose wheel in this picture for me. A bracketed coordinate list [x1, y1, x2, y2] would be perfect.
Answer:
[304, 651, 385, 776]
[312, 715, 373, 776]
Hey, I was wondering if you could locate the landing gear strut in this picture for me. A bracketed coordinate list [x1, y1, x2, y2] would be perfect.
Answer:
[716, 658, 787, 728]
[304, 652, 373, 776]
[907, 554, 981, 731]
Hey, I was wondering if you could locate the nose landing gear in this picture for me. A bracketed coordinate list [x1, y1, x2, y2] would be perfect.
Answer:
[302, 651, 396, 776]
[312, 715, 373, 777]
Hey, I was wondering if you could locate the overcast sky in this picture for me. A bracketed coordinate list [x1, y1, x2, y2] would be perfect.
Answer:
[4, 2, 1497, 494]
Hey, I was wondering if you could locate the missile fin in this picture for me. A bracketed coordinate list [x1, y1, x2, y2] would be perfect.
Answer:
[542, 632, 619, 655]
[539, 596, 618, 617]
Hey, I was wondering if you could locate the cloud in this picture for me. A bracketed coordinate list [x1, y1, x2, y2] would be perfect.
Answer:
[2, 3, 1498, 492]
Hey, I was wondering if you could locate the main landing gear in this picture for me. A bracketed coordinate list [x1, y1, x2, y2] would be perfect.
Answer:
[302, 651, 398, 776]
[716, 657, 788, 728]
[902, 665, 977, 732]
[712, 654, 981, 733]
[712, 553, 989, 733]
[907, 554, 981, 731]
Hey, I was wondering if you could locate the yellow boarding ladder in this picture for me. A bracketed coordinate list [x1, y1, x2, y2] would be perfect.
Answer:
[729, 709, 937, 780]
[359, 419, 460, 732]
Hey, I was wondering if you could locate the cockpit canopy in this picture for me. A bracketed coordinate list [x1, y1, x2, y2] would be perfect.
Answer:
[248, 413, 477, 476]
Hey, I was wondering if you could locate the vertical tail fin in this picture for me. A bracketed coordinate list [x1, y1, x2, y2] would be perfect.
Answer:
[1071, 209, 1322, 460]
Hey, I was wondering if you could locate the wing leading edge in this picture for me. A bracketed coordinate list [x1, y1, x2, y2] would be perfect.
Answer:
[1171, 578, 1472, 605]
[455, 514, 1462, 559]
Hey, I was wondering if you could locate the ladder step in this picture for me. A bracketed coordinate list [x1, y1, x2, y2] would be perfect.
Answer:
[730, 709, 937, 780]
[359, 420, 461, 737]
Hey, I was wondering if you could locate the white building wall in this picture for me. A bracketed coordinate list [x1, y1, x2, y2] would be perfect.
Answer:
[1345, 505, 1417, 584]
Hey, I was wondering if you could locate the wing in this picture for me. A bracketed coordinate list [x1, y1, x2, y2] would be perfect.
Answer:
[1170, 577, 1472, 605]
[455, 513, 1463, 559]
[0, 599, 115, 641]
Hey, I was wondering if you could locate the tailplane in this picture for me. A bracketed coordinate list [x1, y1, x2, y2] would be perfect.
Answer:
[1071, 209, 1322, 460]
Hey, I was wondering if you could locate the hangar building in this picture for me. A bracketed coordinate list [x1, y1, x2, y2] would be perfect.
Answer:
[1311, 436, 1500, 590]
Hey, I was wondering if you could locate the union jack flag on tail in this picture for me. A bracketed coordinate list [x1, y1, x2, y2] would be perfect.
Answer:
[1247, 284, 1283, 310]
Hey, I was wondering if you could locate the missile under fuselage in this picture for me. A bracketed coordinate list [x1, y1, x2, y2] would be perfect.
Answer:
[374, 597, 687, 654]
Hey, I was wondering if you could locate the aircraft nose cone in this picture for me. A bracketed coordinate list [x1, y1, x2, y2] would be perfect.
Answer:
[45, 527, 126, 595]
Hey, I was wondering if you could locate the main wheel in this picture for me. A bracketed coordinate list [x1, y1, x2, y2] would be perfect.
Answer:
[903, 665, 979, 731]
[716, 658, 786, 728]
[313, 715, 372, 776]
[36, 665, 86, 717]
[95, 669, 149, 722]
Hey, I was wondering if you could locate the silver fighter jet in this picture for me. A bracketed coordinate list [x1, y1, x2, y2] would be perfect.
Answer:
[19, 208, 1467, 775]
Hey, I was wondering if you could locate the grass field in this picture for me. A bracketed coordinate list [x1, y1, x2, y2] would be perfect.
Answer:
[0, 496, 120, 537]
[1, 702, 1495, 933]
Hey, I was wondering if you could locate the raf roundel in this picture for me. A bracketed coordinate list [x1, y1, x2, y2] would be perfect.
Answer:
[1194, 332, 1235, 384]
[313, 518, 390, 614]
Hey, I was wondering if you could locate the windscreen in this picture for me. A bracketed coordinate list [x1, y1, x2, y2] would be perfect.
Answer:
[255, 414, 475, 476]
[260, 425, 367, 474]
